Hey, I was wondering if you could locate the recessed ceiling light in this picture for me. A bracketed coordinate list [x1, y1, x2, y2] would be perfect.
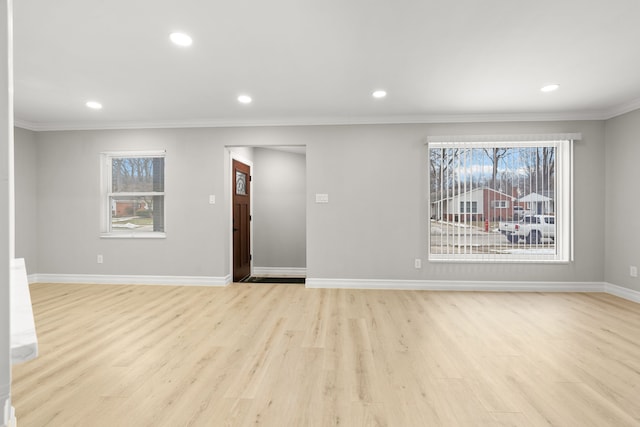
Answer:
[237, 95, 252, 104]
[86, 101, 103, 110]
[372, 90, 387, 99]
[170, 32, 193, 47]
[540, 84, 560, 93]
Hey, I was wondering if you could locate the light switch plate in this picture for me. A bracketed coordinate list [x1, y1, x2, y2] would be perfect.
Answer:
[209, 195, 216, 204]
[315, 193, 329, 203]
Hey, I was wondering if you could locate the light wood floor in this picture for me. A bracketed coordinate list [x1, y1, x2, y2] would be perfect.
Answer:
[11, 283, 640, 427]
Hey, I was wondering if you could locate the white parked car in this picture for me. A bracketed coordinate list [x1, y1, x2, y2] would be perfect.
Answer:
[501, 215, 555, 244]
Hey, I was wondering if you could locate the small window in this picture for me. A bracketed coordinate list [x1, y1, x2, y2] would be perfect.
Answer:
[235, 170, 247, 195]
[101, 151, 166, 238]
[491, 200, 509, 208]
[459, 201, 478, 213]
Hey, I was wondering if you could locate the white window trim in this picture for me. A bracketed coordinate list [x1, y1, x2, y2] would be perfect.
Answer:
[427, 136, 577, 263]
[100, 150, 167, 239]
[427, 133, 582, 143]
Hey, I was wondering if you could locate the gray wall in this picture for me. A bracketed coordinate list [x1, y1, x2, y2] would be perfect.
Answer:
[33, 128, 229, 277]
[253, 148, 306, 269]
[14, 127, 37, 273]
[15, 119, 607, 284]
[605, 109, 640, 292]
[306, 121, 605, 282]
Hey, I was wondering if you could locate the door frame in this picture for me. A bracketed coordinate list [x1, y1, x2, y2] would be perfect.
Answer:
[228, 149, 254, 283]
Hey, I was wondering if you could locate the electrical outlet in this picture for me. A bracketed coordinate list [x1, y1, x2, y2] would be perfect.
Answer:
[630, 266, 638, 278]
[414, 258, 422, 269]
[97, 254, 103, 264]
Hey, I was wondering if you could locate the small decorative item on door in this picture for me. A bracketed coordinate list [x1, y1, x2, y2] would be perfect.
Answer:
[235, 171, 247, 195]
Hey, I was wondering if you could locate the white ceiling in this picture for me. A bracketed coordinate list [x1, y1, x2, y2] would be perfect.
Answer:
[13, 0, 640, 131]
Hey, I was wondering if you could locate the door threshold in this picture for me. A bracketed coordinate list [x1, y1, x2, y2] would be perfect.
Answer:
[241, 276, 306, 284]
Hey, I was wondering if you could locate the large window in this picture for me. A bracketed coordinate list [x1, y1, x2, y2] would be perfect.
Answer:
[428, 135, 577, 262]
[101, 151, 166, 238]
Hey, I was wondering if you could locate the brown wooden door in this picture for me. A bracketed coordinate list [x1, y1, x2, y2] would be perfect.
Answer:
[233, 159, 251, 282]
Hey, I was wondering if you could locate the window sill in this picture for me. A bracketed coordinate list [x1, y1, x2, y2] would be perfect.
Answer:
[428, 256, 569, 264]
[100, 232, 166, 239]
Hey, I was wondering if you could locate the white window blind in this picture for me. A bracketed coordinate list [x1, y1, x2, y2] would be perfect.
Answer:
[428, 135, 578, 262]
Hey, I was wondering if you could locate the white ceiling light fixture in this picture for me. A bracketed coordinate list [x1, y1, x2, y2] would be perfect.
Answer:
[540, 84, 560, 93]
[237, 95, 252, 104]
[169, 32, 193, 47]
[85, 101, 103, 110]
[372, 90, 387, 99]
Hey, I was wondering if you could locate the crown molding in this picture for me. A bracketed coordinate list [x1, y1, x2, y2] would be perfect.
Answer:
[601, 97, 640, 120]
[13, 118, 37, 131]
[13, 101, 640, 132]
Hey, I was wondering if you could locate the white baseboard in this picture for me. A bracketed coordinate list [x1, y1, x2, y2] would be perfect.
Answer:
[1, 398, 14, 427]
[604, 282, 640, 304]
[251, 267, 306, 277]
[7, 406, 15, 427]
[306, 278, 604, 292]
[31, 273, 231, 287]
[23, 273, 640, 304]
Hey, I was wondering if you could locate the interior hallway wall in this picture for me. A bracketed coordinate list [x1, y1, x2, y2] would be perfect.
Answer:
[604, 108, 640, 292]
[252, 147, 306, 271]
[14, 127, 36, 273]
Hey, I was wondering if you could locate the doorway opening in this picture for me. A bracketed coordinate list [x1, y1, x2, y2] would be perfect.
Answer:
[228, 146, 307, 283]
